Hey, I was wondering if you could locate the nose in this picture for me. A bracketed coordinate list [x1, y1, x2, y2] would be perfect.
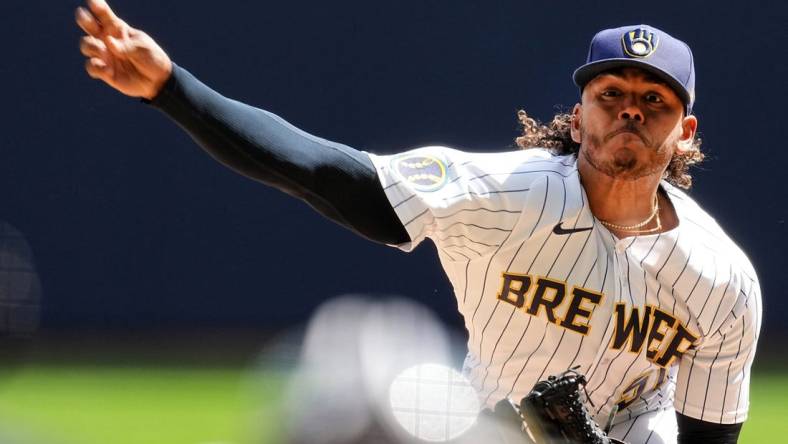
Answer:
[618, 96, 644, 123]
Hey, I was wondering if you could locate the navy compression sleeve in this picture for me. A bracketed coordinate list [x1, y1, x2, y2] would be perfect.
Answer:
[676, 413, 742, 444]
[147, 64, 409, 245]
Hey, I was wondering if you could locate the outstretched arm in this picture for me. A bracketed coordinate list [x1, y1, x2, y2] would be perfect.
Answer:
[145, 64, 409, 244]
[76, 0, 408, 244]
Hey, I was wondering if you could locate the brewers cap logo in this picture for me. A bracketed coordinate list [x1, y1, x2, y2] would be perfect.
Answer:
[392, 154, 448, 192]
[622, 28, 659, 58]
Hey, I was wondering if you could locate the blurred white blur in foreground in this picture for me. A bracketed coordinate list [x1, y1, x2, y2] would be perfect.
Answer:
[274, 295, 477, 444]
[388, 363, 479, 441]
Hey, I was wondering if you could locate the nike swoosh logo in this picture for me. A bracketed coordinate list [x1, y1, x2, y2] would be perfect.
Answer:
[552, 222, 593, 235]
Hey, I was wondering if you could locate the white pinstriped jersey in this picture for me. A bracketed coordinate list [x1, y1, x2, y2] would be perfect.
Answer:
[367, 147, 761, 438]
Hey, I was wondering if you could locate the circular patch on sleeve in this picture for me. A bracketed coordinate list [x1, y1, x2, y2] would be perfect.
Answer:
[391, 154, 448, 192]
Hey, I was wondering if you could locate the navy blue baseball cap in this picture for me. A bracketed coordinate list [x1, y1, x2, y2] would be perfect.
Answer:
[573, 25, 695, 114]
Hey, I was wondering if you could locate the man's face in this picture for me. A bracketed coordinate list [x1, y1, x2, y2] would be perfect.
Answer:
[571, 67, 697, 181]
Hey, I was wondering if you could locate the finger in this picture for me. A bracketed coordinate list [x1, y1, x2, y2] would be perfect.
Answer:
[85, 57, 113, 81]
[86, 0, 123, 32]
[104, 35, 128, 59]
[75, 6, 102, 37]
[80, 36, 108, 59]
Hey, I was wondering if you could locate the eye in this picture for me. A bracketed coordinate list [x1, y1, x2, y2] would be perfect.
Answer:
[645, 93, 664, 103]
[601, 89, 621, 98]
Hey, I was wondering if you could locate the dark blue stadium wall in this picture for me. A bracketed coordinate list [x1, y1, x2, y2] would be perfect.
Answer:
[3, 1, 786, 335]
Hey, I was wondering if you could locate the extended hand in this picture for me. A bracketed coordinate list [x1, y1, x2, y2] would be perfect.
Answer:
[76, 0, 173, 100]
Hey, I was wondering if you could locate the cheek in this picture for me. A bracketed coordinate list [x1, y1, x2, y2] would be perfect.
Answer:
[649, 128, 683, 164]
[648, 110, 684, 134]
[656, 121, 685, 149]
[579, 122, 603, 149]
[581, 106, 614, 134]
[580, 110, 609, 136]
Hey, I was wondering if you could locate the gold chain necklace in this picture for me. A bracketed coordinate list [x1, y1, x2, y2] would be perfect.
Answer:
[599, 195, 662, 233]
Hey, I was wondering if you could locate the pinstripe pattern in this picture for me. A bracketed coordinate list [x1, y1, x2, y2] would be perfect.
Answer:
[367, 147, 761, 435]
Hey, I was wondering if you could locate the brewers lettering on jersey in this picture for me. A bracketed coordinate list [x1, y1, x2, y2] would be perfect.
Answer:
[76, 2, 759, 442]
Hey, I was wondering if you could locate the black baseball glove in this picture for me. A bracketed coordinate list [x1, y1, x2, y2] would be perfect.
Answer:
[518, 367, 627, 444]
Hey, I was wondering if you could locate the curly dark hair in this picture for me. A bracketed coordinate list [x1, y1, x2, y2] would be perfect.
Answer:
[514, 110, 704, 189]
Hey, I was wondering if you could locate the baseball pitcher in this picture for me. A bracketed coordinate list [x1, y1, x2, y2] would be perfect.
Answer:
[76, 1, 760, 442]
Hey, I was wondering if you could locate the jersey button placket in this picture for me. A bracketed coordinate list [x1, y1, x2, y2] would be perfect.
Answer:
[615, 242, 629, 286]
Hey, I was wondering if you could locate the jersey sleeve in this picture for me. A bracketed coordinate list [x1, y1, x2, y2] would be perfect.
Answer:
[673, 272, 762, 424]
[366, 146, 557, 259]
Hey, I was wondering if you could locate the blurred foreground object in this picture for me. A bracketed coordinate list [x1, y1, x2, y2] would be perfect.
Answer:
[273, 295, 480, 444]
[0, 221, 41, 368]
[388, 363, 479, 442]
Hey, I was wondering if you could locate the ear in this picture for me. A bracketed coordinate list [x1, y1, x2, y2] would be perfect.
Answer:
[676, 115, 698, 154]
[570, 103, 582, 144]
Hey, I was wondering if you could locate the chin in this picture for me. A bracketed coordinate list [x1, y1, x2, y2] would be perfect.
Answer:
[612, 146, 637, 161]
[583, 148, 652, 180]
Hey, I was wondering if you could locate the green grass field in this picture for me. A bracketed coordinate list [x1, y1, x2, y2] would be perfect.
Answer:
[0, 364, 287, 444]
[0, 364, 785, 443]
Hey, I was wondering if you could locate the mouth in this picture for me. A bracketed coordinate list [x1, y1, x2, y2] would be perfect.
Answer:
[604, 127, 649, 146]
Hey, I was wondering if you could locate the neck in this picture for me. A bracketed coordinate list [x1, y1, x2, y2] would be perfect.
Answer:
[577, 154, 664, 227]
